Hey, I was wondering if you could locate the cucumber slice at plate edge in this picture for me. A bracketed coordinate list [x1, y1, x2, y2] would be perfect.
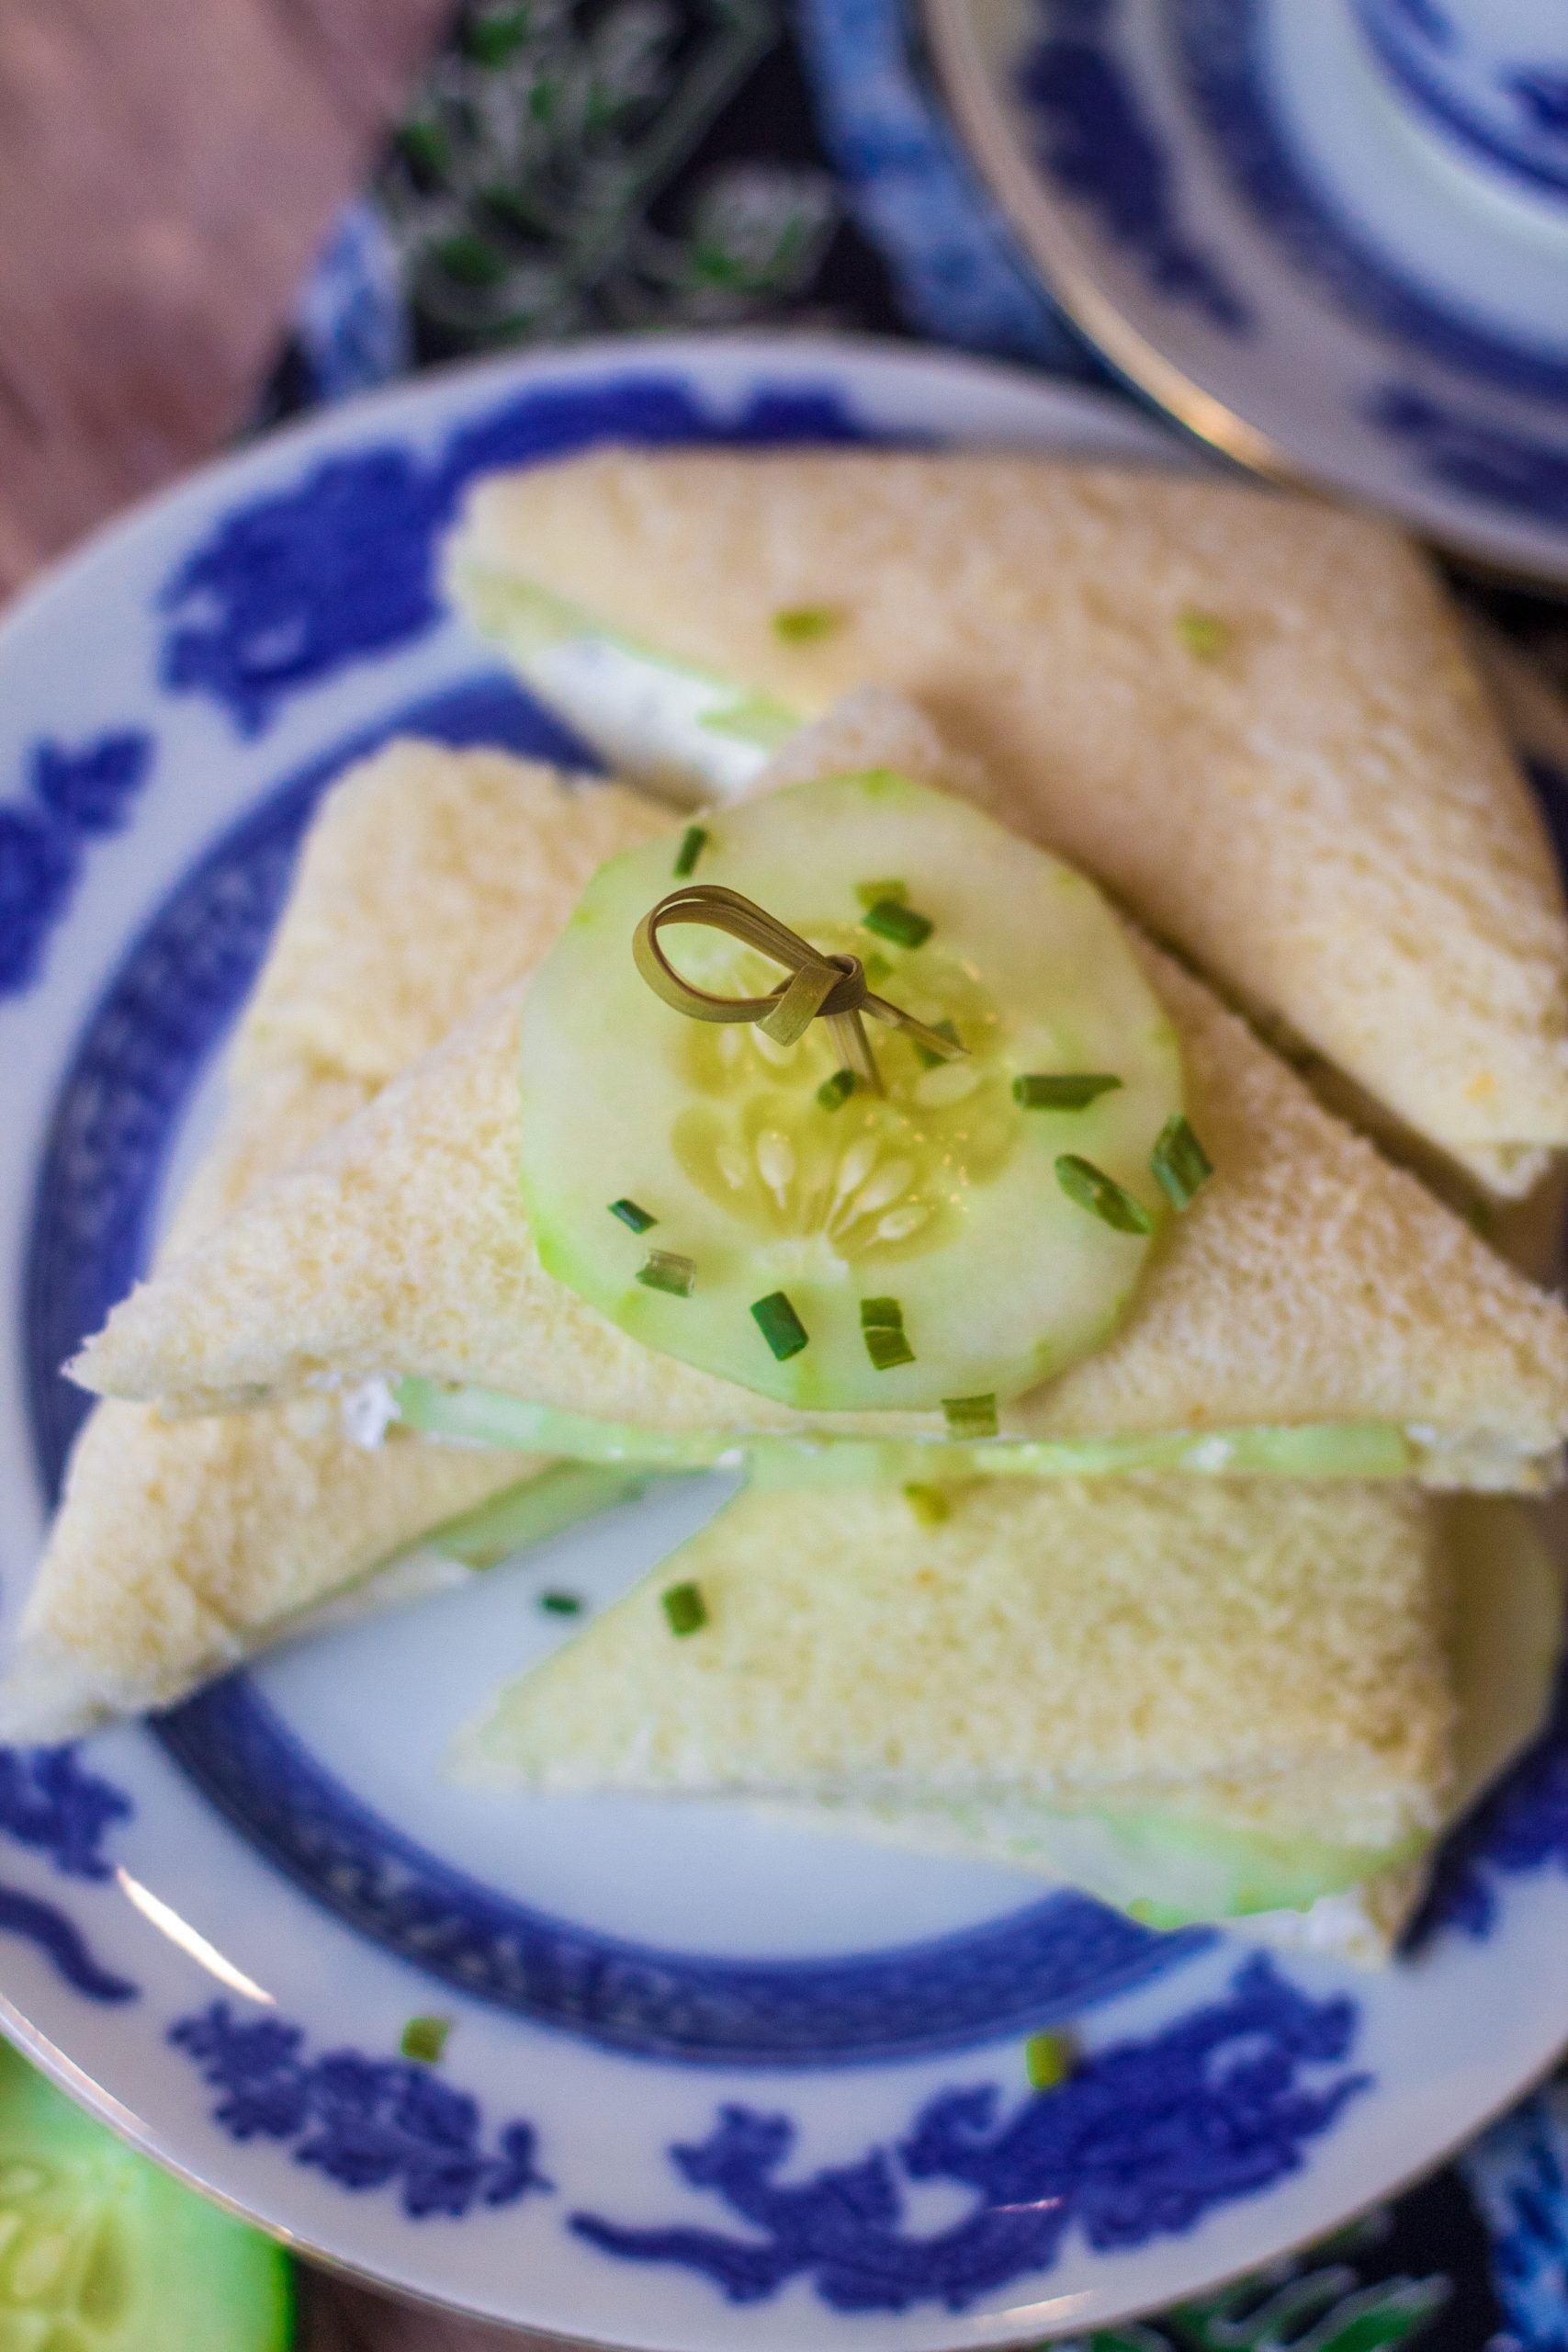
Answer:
[0, 2038, 293, 2350]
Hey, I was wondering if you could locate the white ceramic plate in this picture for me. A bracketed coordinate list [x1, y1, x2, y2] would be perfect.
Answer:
[926, 0, 1568, 586]
[3, 333, 1568, 2350]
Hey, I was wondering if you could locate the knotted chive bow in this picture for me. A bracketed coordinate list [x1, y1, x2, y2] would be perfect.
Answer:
[632, 882, 965, 1097]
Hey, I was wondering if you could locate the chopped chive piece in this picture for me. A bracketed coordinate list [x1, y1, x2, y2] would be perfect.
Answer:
[904, 1483, 952, 1525]
[855, 877, 908, 909]
[773, 605, 840, 642]
[863, 899, 933, 950]
[915, 1018, 962, 1069]
[662, 1580, 708, 1636]
[1055, 1155, 1154, 1236]
[1150, 1114, 1213, 1211]
[637, 1249, 695, 1296]
[538, 1590, 583, 1616]
[751, 1290, 808, 1360]
[818, 1068, 856, 1112]
[610, 1196, 657, 1233]
[863, 950, 894, 985]
[1024, 2029, 1075, 2092]
[1014, 1072, 1123, 1111]
[860, 1296, 904, 1329]
[400, 2015, 451, 2064]
[943, 1393, 998, 1439]
[865, 1324, 915, 1370]
[672, 824, 709, 877]
[1176, 606, 1231, 661]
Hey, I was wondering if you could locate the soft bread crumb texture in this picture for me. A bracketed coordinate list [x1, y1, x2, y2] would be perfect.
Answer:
[232, 736, 672, 1087]
[455, 1477, 1454, 1853]
[72, 942, 1568, 1475]
[452, 451, 1568, 1190]
[15, 740, 663, 1726]
[25, 1396, 531, 1715]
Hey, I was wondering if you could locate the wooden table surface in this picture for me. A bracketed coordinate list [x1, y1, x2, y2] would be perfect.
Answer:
[0, 4, 572, 2339]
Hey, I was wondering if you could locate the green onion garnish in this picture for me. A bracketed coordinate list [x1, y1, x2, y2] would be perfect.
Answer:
[751, 1290, 808, 1360]
[637, 1249, 695, 1296]
[1150, 1114, 1213, 1211]
[610, 1197, 657, 1233]
[538, 1591, 583, 1616]
[1024, 2029, 1075, 2091]
[400, 2015, 451, 2064]
[904, 1483, 952, 1525]
[915, 1018, 962, 1069]
[818, 1068, 855, 1112]
[1014, 1073, 1123, 1111]
[861, 1298, 913, 1368]
[662, 1581, 708, 1636]
[942, 1393, 998, 1439]
[1176, 606, 1231, 661]
[1055, 1155, 1154, 1236]
[863, 950, 894, 986]
[855, 877, 908, 909]
[863, 899, 933, 950]
[672, 824, 709, 878]
[773, 605, 840, 642]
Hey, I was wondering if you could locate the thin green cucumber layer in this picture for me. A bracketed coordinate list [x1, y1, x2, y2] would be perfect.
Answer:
[0, 2039, 292, 2350]
[426, 1461, 655, 1567]
[800, 1795, 1424, 1922]
[395, 1378, 1416, 1481]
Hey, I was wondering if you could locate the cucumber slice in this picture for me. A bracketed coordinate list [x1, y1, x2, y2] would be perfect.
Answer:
[393, 1380, 1416, 1482]
[427, 1462, 656, 1566]
[519, 770, 1183, 1411]
[0, 2038, 291, 2349]
[798, 1795, 1419, 1923]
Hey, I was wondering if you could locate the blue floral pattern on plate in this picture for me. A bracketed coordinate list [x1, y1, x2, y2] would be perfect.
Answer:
[170, 2004, 549, 2221]
[1017, 0, 1251, 330]
[571, 1957, 1368, 2312]
[0, 733, 152, 1000]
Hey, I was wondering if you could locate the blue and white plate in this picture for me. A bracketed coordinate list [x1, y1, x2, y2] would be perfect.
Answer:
[926, 0, 1568, 585]
[4, 334, 1568, 2348]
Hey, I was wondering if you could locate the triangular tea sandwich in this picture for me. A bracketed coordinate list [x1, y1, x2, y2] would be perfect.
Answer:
[447, 447, 1568, 1198]
[453, 1476, 1562, 1963]
[68, 707, 1568, 1496]
[2, 740, 673, 1736]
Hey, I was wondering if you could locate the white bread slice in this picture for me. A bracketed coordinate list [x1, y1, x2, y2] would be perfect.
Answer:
[68, 927, 1568, 1487]
[231, 735, 671, 1088]
[9, 742, 673, 1733]
[452, 1476, 1456, 1864]
[450, 450, 1568, 1194]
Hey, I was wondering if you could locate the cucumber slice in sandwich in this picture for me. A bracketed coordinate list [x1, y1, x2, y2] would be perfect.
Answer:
[395, 1375, 1416, 1483]
[0, 2039, 291, 2348]
[519, 769, 1182, 1411]
[454, 571, 788, 801]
